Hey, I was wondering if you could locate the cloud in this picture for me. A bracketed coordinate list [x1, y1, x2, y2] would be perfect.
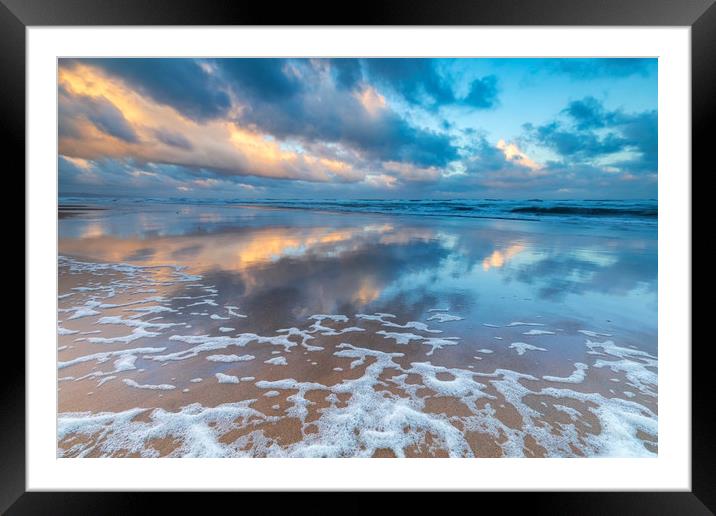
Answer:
[362, 59, 500, 110]
[463, 75, 499, 109]
[526, 121, 628, 160]
[60, 88, 139, 143]
[153, 129, 193, 150]
[71, 58, 232, 122]
[524, 96, 657, 174]
[329, 58, 362, 89]
[58, 58, 486, 179]
[561, 97, 613, 130]
[218, 58, 304, 101]
[216, 59, 459, 168]
[496, 139, 541, 171]
[362, 58, 455, 106]
[58, 62, 367, 183]
[57, 58, 657, 200]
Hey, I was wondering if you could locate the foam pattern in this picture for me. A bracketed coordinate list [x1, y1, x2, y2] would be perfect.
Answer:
[57, 256, 658, 458]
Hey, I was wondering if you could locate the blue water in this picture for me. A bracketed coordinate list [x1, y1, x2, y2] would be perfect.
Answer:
[59, 197, 657, 226]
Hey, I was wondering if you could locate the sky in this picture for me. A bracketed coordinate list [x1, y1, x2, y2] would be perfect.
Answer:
[58, 58, 657, 200]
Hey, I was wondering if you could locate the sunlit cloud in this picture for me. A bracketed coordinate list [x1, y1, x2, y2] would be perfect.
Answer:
[496, 139, 542, 171]
[58, 58, 658, 199]
[355, 86, 387, 116]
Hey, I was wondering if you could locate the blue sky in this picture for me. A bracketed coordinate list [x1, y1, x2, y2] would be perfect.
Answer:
[58, 58, 657, 199]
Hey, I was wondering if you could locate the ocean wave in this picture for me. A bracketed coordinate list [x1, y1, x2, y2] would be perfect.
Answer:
[59, 196, 658, 225]
[510, 206, 657, 217]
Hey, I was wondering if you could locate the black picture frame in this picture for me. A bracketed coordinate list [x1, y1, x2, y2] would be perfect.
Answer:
[4, 0, 710, 511]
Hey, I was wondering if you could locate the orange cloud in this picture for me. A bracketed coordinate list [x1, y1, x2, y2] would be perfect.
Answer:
[355, 86, 387, 116]
[59, 62, 368, 184]
[497, 139, 542, 171]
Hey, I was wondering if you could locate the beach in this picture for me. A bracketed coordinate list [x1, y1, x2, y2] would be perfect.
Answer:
[57, 200, 658, 457]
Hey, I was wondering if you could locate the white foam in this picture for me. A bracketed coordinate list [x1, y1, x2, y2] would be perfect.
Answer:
[206, 354, 255, 363]
[586, 339, 657, 395]
[355, 313, 396, 322]
[97, 375, 116, 387]
[152, 331, 294, 362]
[215, 373, 240, 384]
[523, 329, 555, 335]
[421, 337, 460, 356]
[264, 356, 288, 366]
[57, 324, 78, 336]
[226, 306, 247, 318]
[57, 400, 272, 457]
[58, 347, 166, 369]
[186, 299, 218, 308]
[123, 378, 176, 390]
[57, 256, 657, 458]
[382, 320, 442, 333]
[543, 363, 588, 384]
[426, 313, 464, 323]
[578, 330, 613, 338]
[509, 342, 547, 356]
[309, 314, 348, 322]
[113, 354, 138, 372]
[376, 330, 424, 345]
[67, 306, 100, 320]
[277, 327, 323, 351]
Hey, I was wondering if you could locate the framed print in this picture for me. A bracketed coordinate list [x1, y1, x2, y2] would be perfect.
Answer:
[5, 0, 711, 511]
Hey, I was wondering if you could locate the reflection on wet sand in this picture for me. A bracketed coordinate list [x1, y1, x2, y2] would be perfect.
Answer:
[57, 204, 658, 457]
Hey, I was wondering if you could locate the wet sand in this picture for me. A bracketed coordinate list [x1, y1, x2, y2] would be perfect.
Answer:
[57, 203, 658, 457]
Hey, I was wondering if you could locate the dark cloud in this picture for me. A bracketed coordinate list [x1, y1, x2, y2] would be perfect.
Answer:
[58, 155, 91, 182]
[66, 58, 460, 169]
[524, 97, 657, 173]
[58, 58, 657, 199]
[58, 86, 84, 140]
[69, 94, 139, 143]
[216, 58, 303, 101]
[361, 59, 500, 111]
[214, 59, 459, 168]
[74, 58, 232, 122]
[561, 96, 613, 130]
[463, 75, 499, 109]
[463, 136, 512, 172]
[613, 110, 658, 171]
[526, 121, 628, 159]
[329, 58, 363, 89]
[363, 58, 455, 106]
[154, 129, 193, 150]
